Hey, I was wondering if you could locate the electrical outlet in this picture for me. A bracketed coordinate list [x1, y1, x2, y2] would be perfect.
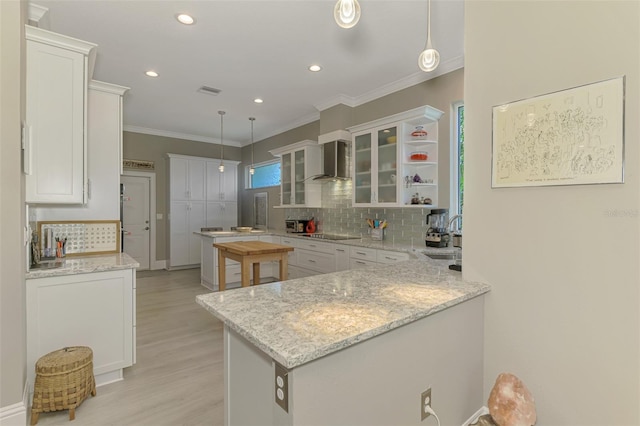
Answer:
[421, 388, 432, 421]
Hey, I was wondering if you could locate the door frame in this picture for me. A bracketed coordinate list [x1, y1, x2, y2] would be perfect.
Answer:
[121, 171, 159, 270]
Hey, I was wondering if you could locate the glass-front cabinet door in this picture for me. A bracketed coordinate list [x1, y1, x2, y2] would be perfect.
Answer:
[376, 126, 397, 204]
[294, 150, 305, 204]
[281, 153, 292, 205]
[353, 126, 398, 206]
[354, 133, 372, 204]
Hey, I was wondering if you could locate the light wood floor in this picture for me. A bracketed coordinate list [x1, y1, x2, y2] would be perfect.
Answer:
[33, 268, 225, 426]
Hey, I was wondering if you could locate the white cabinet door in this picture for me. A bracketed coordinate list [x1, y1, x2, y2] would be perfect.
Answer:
[36, 81, 128, 220]
[169, 201, 190, 267]
[334, 245, 350, 271]
[206, 202, 237, 231]
[221, 164, 237, 201]
[206, 161, 222, 200]
[26, 269, 135, 391]
[189, 201, 206, 265]
[25, 32, 93, 204]
[170, 158, 190, 201]
[270, 140, 322, 208]
[189, 159, 206, 201]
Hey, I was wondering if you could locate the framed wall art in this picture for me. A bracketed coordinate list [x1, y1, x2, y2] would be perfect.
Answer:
[492, 76, 625, 188]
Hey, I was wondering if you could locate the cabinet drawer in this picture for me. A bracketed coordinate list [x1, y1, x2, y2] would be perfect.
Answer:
[376, 249, 410, 264]
[350, 258, 378, 269]
[280, 237, 300, 248]
[299, 240, 335, 255]
[350, 246, 377, 261]
[297, 249, 335, 274]
[334, 245, 350, 272]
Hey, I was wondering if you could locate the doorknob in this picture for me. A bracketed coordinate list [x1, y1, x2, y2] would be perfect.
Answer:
[145, 227, 150, 230]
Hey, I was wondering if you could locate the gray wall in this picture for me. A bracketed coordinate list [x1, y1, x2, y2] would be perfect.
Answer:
[123, 132, 241, 261]
[465, 1, 639, 423]
[1, 0, 27, 408]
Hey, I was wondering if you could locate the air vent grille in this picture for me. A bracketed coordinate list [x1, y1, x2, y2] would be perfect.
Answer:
[197, 86, 222, 96]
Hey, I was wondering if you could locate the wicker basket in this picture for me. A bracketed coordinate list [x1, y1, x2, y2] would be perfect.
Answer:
[31, 346, 96, 425]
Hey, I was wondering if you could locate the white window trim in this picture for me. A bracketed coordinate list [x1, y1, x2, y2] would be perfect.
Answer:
[450, 101, 464, 216]
[245, 158, 281, 190]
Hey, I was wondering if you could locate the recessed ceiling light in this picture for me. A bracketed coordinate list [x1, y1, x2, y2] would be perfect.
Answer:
[145, 70, 159, 77]
[308, 64, 322, 72]
[176, 14, 195, 25]
[254, 98, 264, 104]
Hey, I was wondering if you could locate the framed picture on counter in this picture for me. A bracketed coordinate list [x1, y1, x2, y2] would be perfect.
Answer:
[491, 76, 625, 188]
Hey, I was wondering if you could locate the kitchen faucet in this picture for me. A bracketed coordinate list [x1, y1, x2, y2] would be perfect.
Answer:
[448, 214, 462, 235]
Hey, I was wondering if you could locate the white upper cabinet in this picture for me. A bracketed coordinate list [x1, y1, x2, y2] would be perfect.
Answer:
[270, 140, 322, 208]
[37, 81, 129, 221]
[25, 26, 97, 204]
[168, 155, 206, 201]
[206, 160, 238, 201]
[348, 105, 444, 208]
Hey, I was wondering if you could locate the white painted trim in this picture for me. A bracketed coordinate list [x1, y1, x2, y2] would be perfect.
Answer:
[461, 406, 489, 426]
[318, 130, 351, 144]
[347, 105, 445, 133]
[25, 25, 96, 55]
[152, 260, 167, 270]
[0, 382, 29, 426]
[28, 3, 49, 24]
[255, 111, 320, 145]
[123, 125, 243, 147]
[89, 80, 130, 95]
[166, 153, 240, 165]
[122, 171, 157, 271]
[269, 140, 317, 157]
[450, 101, 464, 215]
[314, 56, 465, 112]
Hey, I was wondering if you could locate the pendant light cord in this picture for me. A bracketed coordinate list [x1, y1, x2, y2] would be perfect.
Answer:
[249, 117, 255, 169]
[218, 110, 225, 165]
[427, 0, 433, 49]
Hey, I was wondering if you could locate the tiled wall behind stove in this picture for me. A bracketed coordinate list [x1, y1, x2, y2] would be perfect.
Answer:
[285, 181, 432, 247]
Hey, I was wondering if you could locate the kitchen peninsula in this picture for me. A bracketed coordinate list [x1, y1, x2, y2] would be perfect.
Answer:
[197, 258, 490, 425]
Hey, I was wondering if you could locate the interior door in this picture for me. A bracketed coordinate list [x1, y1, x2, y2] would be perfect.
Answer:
[122, 175, 150, 270]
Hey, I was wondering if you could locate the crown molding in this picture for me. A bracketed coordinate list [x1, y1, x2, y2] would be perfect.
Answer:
[28, 3, 49, 26]
[90, 80, 130, 96]
[314, 55, 464, 112]
[248, 111, 320, 146]
[123, 125, 243, 147]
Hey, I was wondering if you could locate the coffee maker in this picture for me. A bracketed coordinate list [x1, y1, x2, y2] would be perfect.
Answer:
[425, 209, 450, 247]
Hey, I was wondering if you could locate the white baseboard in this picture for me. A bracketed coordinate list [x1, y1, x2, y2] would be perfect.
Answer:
[462, 406, 489, 426]
[152, 260, 166, 270]
[0, 382, 28, 426]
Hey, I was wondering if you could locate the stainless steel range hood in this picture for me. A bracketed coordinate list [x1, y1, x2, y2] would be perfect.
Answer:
[313, 130, 351, 182]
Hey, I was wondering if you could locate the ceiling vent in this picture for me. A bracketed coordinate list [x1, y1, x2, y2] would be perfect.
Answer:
[197, 86, 222, 96]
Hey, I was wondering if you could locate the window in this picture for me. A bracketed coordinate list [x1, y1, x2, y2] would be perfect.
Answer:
[246, 160, 281, 189]
[451, 103, 464, 216]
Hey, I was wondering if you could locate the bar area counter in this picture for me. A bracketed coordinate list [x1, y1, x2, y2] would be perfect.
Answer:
[197, 259, 490, 425]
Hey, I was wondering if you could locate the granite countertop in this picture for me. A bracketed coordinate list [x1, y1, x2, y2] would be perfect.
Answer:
[26, 253, 139, 279]
[196, 258, 488, 369]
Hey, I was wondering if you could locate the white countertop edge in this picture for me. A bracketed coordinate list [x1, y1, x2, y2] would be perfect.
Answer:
[26, 252, 139, 279]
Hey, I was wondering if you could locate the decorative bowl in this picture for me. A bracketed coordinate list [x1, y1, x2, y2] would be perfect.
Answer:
[386, 136, 397, 144]
[235, 226, 253, 232]
[411, 126, 428, 138]
[410, 151, 428, 161]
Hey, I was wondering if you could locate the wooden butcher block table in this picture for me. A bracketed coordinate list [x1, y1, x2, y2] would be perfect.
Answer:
[213, 241, 294, 291]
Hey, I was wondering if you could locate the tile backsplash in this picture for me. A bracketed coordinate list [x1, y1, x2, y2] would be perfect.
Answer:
[286, 180, 433, 247]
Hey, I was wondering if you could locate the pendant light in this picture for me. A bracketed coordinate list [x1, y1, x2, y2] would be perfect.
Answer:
[249, 117, 256, 176]
[334, 0, 361, 29]
[418, 0, 440, 72]
[218, 110, 225, 173]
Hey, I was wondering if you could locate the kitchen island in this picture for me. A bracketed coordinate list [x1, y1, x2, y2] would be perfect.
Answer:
[197, 258, 489, 425]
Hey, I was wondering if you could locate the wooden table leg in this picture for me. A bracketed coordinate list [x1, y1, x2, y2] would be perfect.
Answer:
[253, 263, 260, 286]
[279, 253, 288, 282]
[241, 259, 251, 288]
[218, 249, 226, 291]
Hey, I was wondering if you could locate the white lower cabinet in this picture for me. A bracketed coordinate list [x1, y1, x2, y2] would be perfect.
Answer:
[170, 201, 206, 268]
[26, 269, 136, 392]
[334, 245, 350, 271]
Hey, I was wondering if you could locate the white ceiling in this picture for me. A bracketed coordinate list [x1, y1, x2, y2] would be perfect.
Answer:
[33, 0, 464, 146]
